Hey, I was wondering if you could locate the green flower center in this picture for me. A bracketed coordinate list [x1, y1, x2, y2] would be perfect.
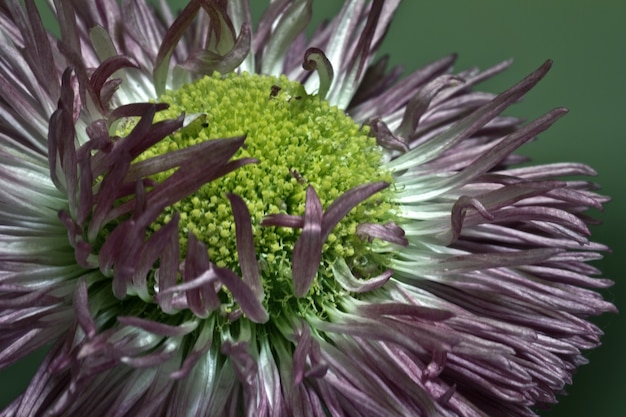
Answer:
[136, 72, 395, 316]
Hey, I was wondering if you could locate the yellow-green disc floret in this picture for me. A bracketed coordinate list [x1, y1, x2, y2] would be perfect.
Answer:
[131, 72, 396, 315]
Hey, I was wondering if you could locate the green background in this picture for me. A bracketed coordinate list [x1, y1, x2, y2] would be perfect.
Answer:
[1, 1, 623, 416]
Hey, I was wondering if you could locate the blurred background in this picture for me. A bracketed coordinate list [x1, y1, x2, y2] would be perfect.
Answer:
[1, 1, 623, 416]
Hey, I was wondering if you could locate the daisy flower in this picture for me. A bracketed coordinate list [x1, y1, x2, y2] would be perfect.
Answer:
[0, 1, 615, 416]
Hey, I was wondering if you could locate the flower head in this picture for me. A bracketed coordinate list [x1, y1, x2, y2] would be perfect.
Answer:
[0, 1, 615, 416]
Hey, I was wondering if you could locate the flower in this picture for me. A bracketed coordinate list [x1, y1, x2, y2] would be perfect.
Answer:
[0, 0, 615, 416]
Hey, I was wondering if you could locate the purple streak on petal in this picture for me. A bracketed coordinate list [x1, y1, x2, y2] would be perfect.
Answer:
[544, 187, 604, 211]
[197, 1, 237, 52]
[90, 104, 157, 176]
[47, 68, 78, 207]
[452, 206, 592, 246]
[0, 285, 61, 308]
[88, 151, 131, 241]
[348, 54, 403, 109]
[227, 193, 264, 300]
[292, 324, 311, 385]
[123, 111, 185, 166]
[121, 0, 167, 62]
[99, 79, 123, 109]
[20, 0, 60, 100]
[117, 316, 197, 337]
[73, 279, 96, 338]
[293, 323, 328, 385]
[57, 209, 79, 248]
[76, 148, 94, 227]
[74, 240, 96, 269]
[292, 186, 323, 298]
[106, 138, 254, 227]
[504, 162, 598, 179]
[215, 266, 268, 323]
[349, 0, 383, 82]
[154, 218, 181, 314]
[84, 119, 114, 153]
[7, 338, 72, 416]
[359, 303, 454, 322]
[53, 0, 81, 58]
[317, 340, 426, 417]
[450, 108, 569, 190]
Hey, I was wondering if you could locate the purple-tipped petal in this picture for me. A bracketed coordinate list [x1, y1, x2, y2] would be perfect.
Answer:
[397, 74, 464, 138]
[227, 193, 263, 300]
[321, 182, 388, 241]
[153, 0, 202, 95]
[73, 279, 96, 338]
[117, 316, 197, 338]
[215, 266, 269, 323]
[260, 213, 304, 229]
[292, 186, 323, 298]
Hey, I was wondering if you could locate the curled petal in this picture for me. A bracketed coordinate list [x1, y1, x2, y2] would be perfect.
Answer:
[89, 55, 139, 111]
[302, 47, 334, 99]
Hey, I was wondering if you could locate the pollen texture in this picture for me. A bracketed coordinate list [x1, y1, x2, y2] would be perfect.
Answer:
[138, 72, 395, 313]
